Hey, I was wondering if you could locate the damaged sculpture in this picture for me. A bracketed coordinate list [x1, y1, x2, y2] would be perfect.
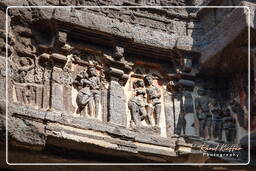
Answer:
[129, 75, 162, 128]
[74, 66, 101, 119]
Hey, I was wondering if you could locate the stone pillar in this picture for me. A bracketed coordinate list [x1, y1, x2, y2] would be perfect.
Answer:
[63, 85, 73, 113]
[108, 79, 127, 127]
[164, 91, 173, 137]
[51, 83, 64, 111]
[106, 46, 131, 127]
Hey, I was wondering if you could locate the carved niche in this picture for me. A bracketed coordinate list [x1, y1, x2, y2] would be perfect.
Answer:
[125, 64, 166, 135]
[73, 64, 108, 120]
[10, 37, 109, 122]
[11, 55, 44, 109]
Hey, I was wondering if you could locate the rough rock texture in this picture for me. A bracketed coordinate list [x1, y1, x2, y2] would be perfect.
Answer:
[0, 0, 254, 167]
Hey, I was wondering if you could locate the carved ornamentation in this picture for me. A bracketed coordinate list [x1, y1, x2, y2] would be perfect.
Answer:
[128, 79, 147, 127]
[74, 66, 103, 119]
[128, 75, 162, 128]
[195, 88, 211, 139]
[144, 75, 162, 127]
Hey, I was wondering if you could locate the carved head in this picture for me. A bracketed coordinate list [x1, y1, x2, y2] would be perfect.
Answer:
[167, 81, 179, 93]
[81, 69, 88, 78]
[88, 66, 97, 77]
[135, 79, 144, 88]
[114, 46, 124, 60]
[144, 75, 153, 86]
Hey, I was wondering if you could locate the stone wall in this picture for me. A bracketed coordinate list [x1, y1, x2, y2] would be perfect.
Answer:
[0, 0, 254, 165]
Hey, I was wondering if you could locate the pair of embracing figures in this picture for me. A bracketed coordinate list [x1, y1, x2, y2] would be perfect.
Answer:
[128, 75, 162, 127]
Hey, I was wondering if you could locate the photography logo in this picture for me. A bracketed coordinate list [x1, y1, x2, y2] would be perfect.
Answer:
[197, 143, 243, 158]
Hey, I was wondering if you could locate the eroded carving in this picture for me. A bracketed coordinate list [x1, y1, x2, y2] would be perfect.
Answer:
[128, 75, 162, 128]
[195, 88, 211, 139]
[128, 79, 147, 127]
[209, 99, 222, 140]
[74, 66, 102, 119]
[144, 75, 162, 127]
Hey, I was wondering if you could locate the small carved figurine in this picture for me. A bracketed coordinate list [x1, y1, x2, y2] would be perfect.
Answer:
[195, 88, 211, 139]
[223, 106, 237, 143]
[75, 66, 101, 118]
[144, 75, 161, 127]
[209, 99, 223, 141]
[128, 79, 147, 127]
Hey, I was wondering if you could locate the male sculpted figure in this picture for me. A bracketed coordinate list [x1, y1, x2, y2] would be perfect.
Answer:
[144, 75, 161, 127]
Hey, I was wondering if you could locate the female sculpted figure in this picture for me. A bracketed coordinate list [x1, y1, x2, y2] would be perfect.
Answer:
[128, 79, 147, 127]
[76, 66, 101, 118]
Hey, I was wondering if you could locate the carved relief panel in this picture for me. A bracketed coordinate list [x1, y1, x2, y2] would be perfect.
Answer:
[7, 16, 247, 147]
[125, 65, 165, 135]
[10, 35, 109, 122]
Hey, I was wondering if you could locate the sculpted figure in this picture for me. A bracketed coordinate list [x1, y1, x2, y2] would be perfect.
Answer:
[128, 79, 147, 127]
[144, 75, 161, 127]
[223, 106, 237, 143]
[16, 57, 35, 83]
[87, 66, 101, 118]
[209, 99, 222, 140]
[76, 66, 101, 118]
[195, 88, 211, 139]
[168, 81, 186, 135]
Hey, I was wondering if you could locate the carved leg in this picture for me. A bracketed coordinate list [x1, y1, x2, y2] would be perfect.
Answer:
[155, 103, 161, 127]
[182, 117, 186, 135]
[175, 113, 186, 135]
[225, 129, 231, 142]
[231, 129, 237, 143]
[147, 106, 154, 126]
[199, 119, 205, 138]
[21, 89, 26, 104]
[212, 121, 217, 139]
[88, 98, 94, 117]
[140, 106, 147, 120]
[205, 117, 212, 139]
[130, 103, 141, 127]
[205, 127, 211, 140]
[94, 94, 100, 119]
[218, 121, 222, 140]
[175, 116, 182, 135]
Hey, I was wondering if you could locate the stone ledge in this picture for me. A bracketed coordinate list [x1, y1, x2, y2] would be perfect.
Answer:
[45, 123, 177, 159]
[8, 103, 176, 148]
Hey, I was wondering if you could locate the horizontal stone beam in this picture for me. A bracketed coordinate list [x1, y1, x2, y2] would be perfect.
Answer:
[52, 8, 199, 53]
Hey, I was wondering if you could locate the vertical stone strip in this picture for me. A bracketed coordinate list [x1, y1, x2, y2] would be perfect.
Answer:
[42, 81, 50, 109]
[63, 85, 73, 113]
[36, 86, 43, 108]
[108, 80, 127, 127]
[101, 88, 108, 122]
[164, 90, 173, 137]
[51, 83, 64, 111]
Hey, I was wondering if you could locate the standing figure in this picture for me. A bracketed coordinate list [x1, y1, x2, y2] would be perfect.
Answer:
[76, 70, 91, 116]
[75, 66, 101, 118]
[144, 75, 161, 127]
[128, 79, 147, 127]
[195, 88, 211, 139]
[168, 81, 186, 135]
[209, 99, 223, 140]
[87, 66, 101, 118]
[223, 106, 237, 143]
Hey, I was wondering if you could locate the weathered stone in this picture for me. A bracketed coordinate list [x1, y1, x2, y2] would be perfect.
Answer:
[108, 80, 127, 127]
[0, 2, 252, 164]
[8, 117, 46, 147]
